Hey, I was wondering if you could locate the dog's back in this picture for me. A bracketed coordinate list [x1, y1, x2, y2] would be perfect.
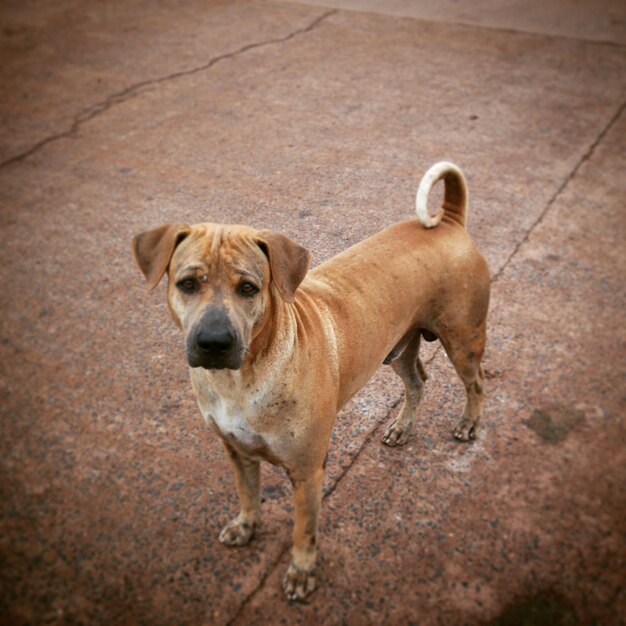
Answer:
[300, 163, 489, 407]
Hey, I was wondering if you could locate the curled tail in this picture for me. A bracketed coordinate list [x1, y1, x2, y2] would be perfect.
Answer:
[416, 161, 468, 228]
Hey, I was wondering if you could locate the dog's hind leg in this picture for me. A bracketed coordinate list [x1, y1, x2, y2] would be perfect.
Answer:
[440, 323, 487, 442]
[382, 330, 426, 447]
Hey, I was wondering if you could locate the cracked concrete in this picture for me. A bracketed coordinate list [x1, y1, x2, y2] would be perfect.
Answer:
[1, 1, 625, 624]
[0, 8, 337, 168]
[491, 100, 626, 282]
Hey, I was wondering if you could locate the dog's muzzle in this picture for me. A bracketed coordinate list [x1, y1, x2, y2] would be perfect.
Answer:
[186, 306, 245, 370]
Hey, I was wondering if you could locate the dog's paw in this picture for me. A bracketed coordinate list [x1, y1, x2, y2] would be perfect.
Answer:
[283, 563, 316, 602]
[382, 420, 411, 447]
[453, 418, 479, 442]
[218, 517, 255, 547]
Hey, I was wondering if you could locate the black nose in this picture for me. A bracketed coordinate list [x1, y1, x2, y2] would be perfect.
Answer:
[187, 305, 243, 370]
[196, 327, 235, 355]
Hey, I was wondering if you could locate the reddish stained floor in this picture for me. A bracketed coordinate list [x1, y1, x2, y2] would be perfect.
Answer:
[1, 1, 624, 624]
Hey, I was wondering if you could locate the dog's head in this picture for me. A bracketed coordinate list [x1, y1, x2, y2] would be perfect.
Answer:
[132, 223, 311, 370]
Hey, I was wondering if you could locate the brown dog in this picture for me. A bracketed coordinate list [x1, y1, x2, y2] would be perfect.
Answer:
[132, 162, 490, 601]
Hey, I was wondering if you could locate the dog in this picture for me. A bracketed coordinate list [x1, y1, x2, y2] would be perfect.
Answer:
[132, 161, 490, 601]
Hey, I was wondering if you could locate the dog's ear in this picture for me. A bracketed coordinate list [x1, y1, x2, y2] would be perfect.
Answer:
[257, 230, 311, 304]
[132, 223, 191, 290]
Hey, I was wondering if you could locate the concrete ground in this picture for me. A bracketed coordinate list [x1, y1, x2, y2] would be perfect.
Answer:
[1, 0, 625, 624]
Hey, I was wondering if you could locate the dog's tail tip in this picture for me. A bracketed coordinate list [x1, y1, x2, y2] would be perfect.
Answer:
[415, 161, 468, 228]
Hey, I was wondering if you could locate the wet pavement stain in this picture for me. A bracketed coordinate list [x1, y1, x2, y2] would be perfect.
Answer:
[489, 595, 577, 626]
[524, 406, 585, 444]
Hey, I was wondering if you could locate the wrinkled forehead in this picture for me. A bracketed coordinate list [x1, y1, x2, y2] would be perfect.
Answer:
[170, 223, 267, 278]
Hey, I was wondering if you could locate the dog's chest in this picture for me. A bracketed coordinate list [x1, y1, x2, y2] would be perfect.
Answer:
[193, 384, 280, 458]
[189, 366, 296, 461]
[211, 401, 264, 449]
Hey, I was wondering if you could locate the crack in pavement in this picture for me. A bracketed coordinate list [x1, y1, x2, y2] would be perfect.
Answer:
[0, 9, 337, 170]
[492, 100, 625, 283]
[224, 539, 292, 626]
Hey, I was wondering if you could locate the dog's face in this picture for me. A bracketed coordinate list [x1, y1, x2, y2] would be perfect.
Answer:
[133, 223, 311, 370]
[169, 225, 272, 370]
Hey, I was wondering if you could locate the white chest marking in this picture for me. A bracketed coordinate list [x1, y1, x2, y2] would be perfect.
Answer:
[201, 394, 275, 456]
[190, 369, 280, 456]
[212, 401, 256, 444]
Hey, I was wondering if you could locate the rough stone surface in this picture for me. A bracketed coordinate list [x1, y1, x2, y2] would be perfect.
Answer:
[1, 1, 624, 625]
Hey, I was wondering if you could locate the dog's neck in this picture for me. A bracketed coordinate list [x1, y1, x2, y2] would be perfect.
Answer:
[247, 287, 297, 366]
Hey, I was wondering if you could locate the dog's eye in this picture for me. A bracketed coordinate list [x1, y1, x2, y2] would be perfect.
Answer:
[177, 278, 198, 293]
[239, 281, 259, 297]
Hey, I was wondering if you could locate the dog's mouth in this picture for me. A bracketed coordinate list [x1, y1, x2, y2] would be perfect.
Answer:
[187, 349, 245, 371]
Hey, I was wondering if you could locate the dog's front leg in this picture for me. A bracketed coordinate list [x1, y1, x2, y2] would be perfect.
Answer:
[219, 441, 260, 547]
[283, 466, 324, 601]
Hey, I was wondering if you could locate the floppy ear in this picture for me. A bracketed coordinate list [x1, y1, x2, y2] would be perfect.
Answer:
[132, 223, 191, 290]
[257, 230, 311, 304]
